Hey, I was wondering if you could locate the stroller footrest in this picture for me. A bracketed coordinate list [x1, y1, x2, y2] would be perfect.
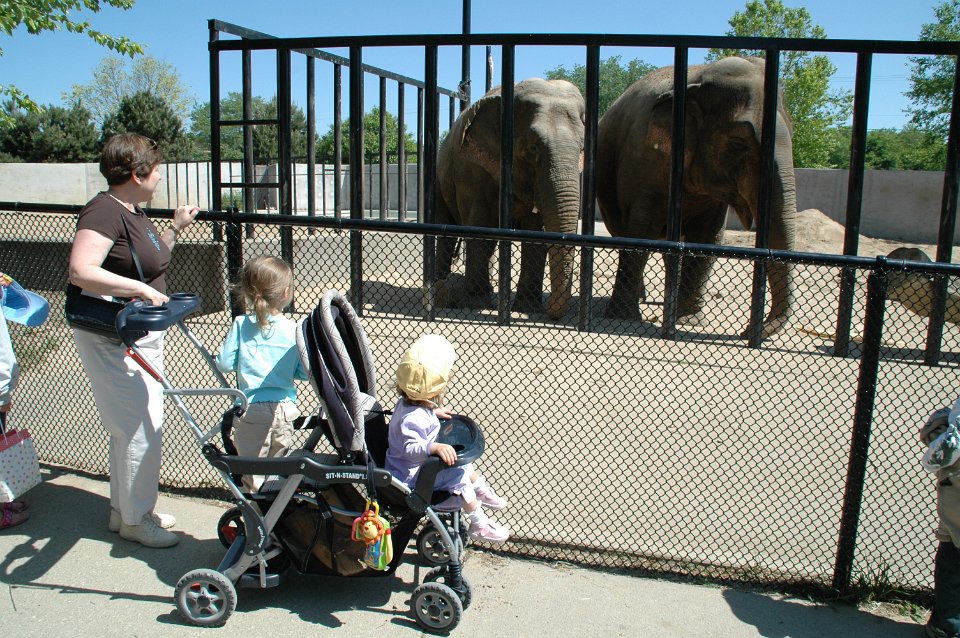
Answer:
[238, 572, 283, 589]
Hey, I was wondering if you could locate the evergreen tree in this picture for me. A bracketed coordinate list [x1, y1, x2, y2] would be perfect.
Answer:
[101, 91, 191, 160]
[66, 55, 195, 127]
[0, 102, 98, 162]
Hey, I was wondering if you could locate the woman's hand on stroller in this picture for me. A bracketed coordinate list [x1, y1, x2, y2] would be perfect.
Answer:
[429, 442, 457, 466]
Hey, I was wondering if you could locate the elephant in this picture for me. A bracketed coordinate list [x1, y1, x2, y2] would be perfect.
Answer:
[886, 247, 960, 323]
[434, 78, 585, 319]
[595, 56, 796, 338]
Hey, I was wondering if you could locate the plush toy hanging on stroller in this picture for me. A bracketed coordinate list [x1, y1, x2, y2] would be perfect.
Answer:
[115, 290, 487, 632]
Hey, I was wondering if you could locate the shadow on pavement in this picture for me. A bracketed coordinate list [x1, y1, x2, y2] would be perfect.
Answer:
[723, 588, 921, 638]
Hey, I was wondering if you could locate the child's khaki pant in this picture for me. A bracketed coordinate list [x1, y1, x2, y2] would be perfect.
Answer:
[231, 400, 299, 492]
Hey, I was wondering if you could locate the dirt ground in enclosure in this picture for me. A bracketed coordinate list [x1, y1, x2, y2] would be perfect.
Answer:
[723, 208, 941, 261]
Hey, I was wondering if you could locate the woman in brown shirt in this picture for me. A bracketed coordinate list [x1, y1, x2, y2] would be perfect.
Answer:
[68, 133, 199, 549]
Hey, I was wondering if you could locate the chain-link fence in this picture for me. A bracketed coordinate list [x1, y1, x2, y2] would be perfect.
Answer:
[3, 206, 959, 597]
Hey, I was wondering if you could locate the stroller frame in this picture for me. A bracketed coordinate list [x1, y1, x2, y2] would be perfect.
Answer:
[115, 291, 484, 632]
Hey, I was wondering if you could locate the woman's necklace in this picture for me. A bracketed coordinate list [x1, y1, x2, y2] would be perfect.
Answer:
[104, 190, 136, 213]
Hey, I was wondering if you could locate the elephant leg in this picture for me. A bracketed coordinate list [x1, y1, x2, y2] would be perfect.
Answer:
[432, 195, 460, 308]
[513, 207, 547, 315]
[677, 206, 726, 326]
[513, 240, 547, 314]
[545, 244, 575, 319]
[460, 238, 497, 309]
[436, 236, 458, 282]
[606, 248, 647, 320]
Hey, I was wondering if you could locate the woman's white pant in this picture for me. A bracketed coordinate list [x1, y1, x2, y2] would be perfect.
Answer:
[73, 329, 165, 526]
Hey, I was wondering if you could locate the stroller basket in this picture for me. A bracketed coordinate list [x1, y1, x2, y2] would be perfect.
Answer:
[116, 290, 487, 632]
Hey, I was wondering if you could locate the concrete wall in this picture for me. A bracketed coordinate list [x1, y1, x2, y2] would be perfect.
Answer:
[0, 161, 419, 217]
[726, 168, 952, 244]
[0, 238, 227, 315]
[794, 168, 949, 244]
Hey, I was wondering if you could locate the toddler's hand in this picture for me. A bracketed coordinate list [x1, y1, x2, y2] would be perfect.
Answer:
[433, 405, 453, 420]
[921, 407, 951, 445]
[429, 442, 457, 466]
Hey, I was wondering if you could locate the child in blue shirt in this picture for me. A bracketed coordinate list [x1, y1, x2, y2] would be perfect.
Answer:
[216, 256, 307, 492]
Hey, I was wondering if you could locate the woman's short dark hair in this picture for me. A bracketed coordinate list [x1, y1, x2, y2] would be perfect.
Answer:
[99, 133, 163, 186]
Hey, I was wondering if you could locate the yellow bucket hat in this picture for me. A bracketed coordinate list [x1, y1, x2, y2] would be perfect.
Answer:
[396, 334, 456, 401]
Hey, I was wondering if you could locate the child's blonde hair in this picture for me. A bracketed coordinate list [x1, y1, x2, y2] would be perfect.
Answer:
[237, 256, 293, 331]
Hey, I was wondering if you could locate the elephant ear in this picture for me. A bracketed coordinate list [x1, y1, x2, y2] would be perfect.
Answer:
[645, 84, 703, 164]
[459, 94, 503, 177]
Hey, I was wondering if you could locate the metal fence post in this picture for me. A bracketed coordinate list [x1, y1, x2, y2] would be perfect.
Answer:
[225, 207, 244, 318]
[662, 46, 688, 340]
[925, 56, 960, 366]
[497, 45, 515, 326]
[349, 45, 364, 313]
[578, 44, 600, 332]
[832, 262, 888, 592]
[746, 50, 781, 348]
[208, 20, 223, 244]
[834, 52, 872, 357]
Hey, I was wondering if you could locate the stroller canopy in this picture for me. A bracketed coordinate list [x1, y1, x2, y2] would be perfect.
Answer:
[296, 290, 379, 458]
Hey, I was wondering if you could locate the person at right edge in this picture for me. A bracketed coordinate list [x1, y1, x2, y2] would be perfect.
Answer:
[68, 133, 199, 549]
[920, 398, 960, 638]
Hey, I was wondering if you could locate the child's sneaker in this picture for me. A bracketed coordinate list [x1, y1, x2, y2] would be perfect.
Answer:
[476, 485, 508, 510]
[468, 518, 510, 544]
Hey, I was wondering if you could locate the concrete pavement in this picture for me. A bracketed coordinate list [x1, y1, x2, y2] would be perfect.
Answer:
[0, 468, 927, 637]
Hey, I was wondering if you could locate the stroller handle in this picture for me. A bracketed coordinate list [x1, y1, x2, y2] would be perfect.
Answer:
[116, 293, 202, 346]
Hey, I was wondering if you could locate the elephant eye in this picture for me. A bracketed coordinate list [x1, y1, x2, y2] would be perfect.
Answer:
[727, 138, 753, 155]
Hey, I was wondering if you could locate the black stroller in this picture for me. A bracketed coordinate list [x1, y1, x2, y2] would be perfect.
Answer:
[115, 290, 486, 632]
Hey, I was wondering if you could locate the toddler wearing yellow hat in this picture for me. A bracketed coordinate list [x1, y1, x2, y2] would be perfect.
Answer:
[386, 334, 509, 543]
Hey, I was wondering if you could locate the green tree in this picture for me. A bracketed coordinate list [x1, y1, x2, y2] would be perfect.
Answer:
[316, 107, 416, 163]
[101, 91, 191, 160]
[906, 0, 960, 140]
[706, 0, 853, 168]
[0, 101, 98, 162]
[545, 55, 657, 117]
[189, 93, 309, 162]
[0, 0, 141, 127]
[825, 125, 945, 171]
[66, 55, 195, 127]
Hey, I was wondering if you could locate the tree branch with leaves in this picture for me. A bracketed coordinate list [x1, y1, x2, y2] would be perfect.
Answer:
[0, 0, 142, 127]
[907, 0, 960, 141]
[706, 0, 852, 168]
[545, 55, 656, 117]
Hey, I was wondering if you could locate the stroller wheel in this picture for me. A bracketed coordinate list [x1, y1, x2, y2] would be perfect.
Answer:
[410, 582, 463, 633]
[217, 507, 245, 548]
[174, 568, 237, 627]
[416, 526, 450, 566]
[424, 566, 473, 609]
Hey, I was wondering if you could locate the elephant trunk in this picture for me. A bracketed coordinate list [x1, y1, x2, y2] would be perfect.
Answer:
[764, 152, 797, 337]
[538, 156, 582, 319]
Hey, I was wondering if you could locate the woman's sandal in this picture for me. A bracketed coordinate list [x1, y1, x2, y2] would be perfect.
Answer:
[0, 503, 28, 530]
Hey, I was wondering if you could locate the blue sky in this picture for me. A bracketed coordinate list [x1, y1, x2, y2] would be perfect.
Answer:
[0, 0, 947, 134]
